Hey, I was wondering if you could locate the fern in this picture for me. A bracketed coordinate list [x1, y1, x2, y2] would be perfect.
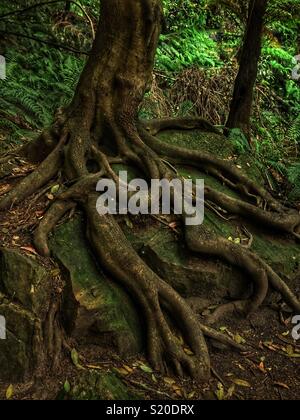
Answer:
[0, 47, 84, 144]
[288, 163, 300, 200]
[156, 28, 221, 72]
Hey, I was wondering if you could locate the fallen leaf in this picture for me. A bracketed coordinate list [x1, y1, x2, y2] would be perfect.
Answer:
[115, 367, 130, 376]
[51, 184, 60, 195]
[20, 246, 38, 255]
[231, 378, 251, 388]
[64, 380, 71, 393]
[140, 364, 153, 373]
[151, 374, 157, 383]
[183, 347, 194, 355]
[234, 334, 246, 344]
[215, 382, 225, 400]
[227, 384, 235, 398]
[123, 365, 133, 373]
[188, 391, 196, 399]
[274, 382, 290, 390]
[6, 384, 14, 400]
[163, 377, 176, 386]
[86, 364, 102, 370]
[174, 389, 183, 397]
[71, 348, 85, 370]
[258, 361, 267, 374]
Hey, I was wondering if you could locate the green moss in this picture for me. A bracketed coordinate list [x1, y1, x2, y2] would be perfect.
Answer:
[50, 216, 143, 355]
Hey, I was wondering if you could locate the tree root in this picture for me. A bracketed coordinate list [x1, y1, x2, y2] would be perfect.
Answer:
[0, 135, 67, 211]
[0, 115, 299, 381]
[139, 125, 287, 213]
[142, 117, 222, 136]
[85, 195, 210, 380]
[34, 199, 76, 256]
[185, 224, 269, 318]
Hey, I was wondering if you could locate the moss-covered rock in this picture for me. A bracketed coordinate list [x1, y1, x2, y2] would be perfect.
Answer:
[0, 248, 52, 317]
[50, 216, 143, 356]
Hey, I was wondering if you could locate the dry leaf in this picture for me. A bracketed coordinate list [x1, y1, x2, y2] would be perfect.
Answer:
[71, 348, 85, 370]
[231, 378, 251, 388]
[183, 347, 194, 355]
[188, 391, 196, 399]
[20, 246, 38, 255]
[163, 377, 176, 386]
[123, 365, 133, 373]
[274, 382, 290, 390]
[6, 384, 14, 400]
[116, 367, 129, 376]
[215, 382, 225, 400]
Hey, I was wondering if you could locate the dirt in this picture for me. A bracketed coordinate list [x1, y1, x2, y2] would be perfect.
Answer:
[0, 305, 299, 400]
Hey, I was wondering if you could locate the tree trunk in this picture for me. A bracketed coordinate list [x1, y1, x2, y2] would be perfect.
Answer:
[226, 0, 268, 140]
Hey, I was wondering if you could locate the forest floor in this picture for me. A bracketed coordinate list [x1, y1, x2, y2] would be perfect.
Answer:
[0, 299, 300, 400]
[0, 161, 299, 400]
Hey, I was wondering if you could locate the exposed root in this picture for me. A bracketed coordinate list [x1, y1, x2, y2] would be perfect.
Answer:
[139, 125, 286, 213]
[1, 112, 299, 381]
[85, 194, 210, 380]
[34, 199, 76, 257]
[43, 299, 63, 370]
[0, 135, 67, 211]
[206, 300, 250, 325]
[142, 117, 222, 136]
[199, 323, 247, 352]
[185, 224, 269, 318]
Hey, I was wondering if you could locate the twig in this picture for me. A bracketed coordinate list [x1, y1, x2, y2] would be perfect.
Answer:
[124, 378, 172, 399]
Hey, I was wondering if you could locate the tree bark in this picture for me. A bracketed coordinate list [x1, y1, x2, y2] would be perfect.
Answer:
[226, 0, 268, 140]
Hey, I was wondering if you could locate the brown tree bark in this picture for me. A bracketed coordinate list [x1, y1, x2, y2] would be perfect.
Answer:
[226, 0, 268, 140]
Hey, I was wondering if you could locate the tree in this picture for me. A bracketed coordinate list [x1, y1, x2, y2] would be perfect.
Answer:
[226, 0, 269, 139]
[0, 0, 300, 382]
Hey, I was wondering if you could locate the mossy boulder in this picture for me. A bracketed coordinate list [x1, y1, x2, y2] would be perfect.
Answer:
[49, 216, 143, 356]
[0, 249, 50, 382]
[0, 248, 52, 317]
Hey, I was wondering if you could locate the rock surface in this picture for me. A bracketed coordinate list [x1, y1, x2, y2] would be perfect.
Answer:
[49, 217, 143, 356]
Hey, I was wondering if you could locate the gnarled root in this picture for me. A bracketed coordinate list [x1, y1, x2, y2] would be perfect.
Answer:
[34, 199, 76, 257]
[0, 135, 67, 211]
[85, 194, 210, 380]
[185, 223, 300, 322]
[0, 114, 299, 381]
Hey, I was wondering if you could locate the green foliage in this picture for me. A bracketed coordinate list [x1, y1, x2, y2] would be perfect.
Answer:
[156, 29, 221, 72]
[163, 0, 207, 31]
[288, 163, 300, 201]
[228, 128, 251, 154]
[0, 47, 84, 143]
